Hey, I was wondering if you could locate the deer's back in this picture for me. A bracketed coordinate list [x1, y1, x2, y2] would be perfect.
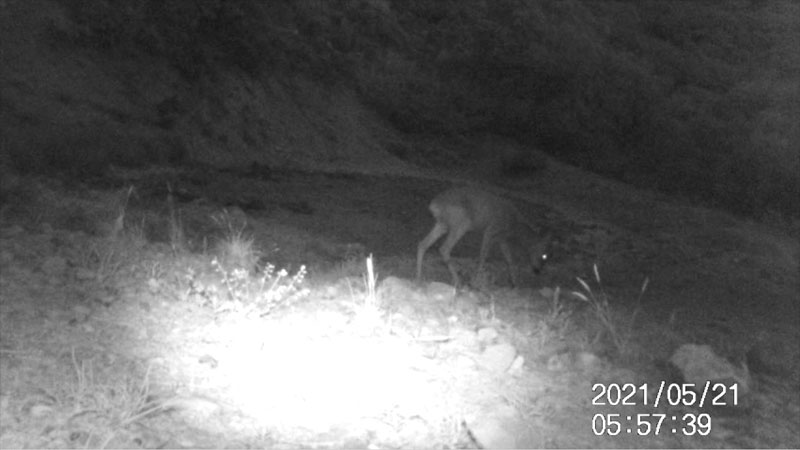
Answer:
[430, 187, 518, 233]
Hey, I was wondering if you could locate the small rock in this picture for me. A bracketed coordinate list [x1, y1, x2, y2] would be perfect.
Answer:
[75, 267, 96, 281]
[467, 417, 516, 449]
[478, 344, 517, 373]
[457, 289, 482, 305]
[198, 354, 218, 369]
[147, 277, 161, 293]
[477, 327, 499, 344]
[22, 393, 56, 418]
[670, 344, 751, 398]
[29, 404, 55, 418]
[575, 351, 602, 371]
[162, 396, 222, 424]
[451, 328, 480, 351]
[747, 333, 796, 377]
[538, 287, 555, 299]
[508, 355, 525, 374]
[377, 276, 415, 299]
[425, 281, 457, 301]
[546, 352, 570, 371]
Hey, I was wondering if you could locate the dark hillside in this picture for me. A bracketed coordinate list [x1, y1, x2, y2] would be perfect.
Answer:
[4, 0, 799, 220]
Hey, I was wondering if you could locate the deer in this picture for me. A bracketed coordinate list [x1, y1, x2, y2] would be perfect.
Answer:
[416, 187, 551, 287]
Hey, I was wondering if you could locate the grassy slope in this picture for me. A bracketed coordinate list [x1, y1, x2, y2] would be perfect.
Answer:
[0, 0, 413, 177]
[2, 0, 797, 221]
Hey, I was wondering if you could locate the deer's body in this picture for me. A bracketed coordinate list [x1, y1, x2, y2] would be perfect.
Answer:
[416, 187, 550, 287]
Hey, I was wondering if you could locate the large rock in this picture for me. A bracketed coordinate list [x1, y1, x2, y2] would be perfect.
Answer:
[670, 344, 751, 406]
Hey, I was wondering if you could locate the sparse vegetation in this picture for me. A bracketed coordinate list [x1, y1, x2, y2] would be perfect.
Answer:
[210, 209, 256, 270]
[542, 287, 573, 342]
[79, 186, 147, 284]
[205, 257, 308, 314]
[181, 209, 309, 315]
[0, 158, 796, 448]
[66, 351, 157, 429]
[167, 183, 187, 254]
[572, 264, 649, 357]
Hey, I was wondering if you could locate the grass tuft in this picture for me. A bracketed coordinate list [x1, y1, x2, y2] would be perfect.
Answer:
[572, 264, 649, 357]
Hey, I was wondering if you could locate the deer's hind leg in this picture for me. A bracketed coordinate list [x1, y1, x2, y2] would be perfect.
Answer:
[417, 222, 447, 282]
[438, 222, 471, 287]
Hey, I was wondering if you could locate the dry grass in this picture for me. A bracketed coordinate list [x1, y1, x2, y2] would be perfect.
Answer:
[572, 264, 649, 357]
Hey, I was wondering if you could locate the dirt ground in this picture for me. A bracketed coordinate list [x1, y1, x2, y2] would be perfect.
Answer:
[0, 162, 798, 448]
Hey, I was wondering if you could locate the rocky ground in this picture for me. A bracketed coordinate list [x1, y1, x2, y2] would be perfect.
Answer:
[0, 162, 797, 448]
